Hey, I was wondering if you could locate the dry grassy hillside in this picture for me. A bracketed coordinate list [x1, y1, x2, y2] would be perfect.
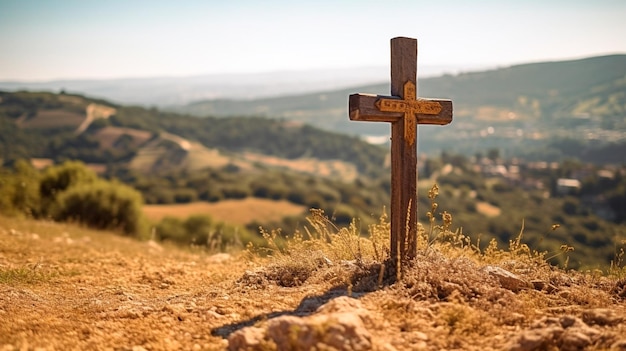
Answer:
[1, 211, 625, 351]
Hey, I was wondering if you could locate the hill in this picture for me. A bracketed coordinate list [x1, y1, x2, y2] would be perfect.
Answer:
[0, 90, 392, 238]
[2, 90, 626, 270]
[1, 214, 625, 350]
[0, 91, 387, 178]
[173, 55, 626, 159]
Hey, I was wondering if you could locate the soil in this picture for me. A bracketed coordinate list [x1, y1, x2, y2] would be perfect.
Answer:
[1, 216, 625, 351]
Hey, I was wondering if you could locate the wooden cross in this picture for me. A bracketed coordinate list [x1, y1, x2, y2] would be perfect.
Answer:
[349, 37, 453, 271]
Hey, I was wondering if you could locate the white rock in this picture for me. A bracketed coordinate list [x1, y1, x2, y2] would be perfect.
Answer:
[228, 327, 266, 351]
[228, 296, 373, 351]
[483, 265, 531, 292]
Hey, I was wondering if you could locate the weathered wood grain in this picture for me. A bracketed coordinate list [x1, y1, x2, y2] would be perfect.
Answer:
[347, 37, 454, 275]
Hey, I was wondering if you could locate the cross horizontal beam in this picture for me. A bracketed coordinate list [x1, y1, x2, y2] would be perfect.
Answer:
[349, 94, 453, 124]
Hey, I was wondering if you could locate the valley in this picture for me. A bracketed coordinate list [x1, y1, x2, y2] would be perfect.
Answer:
[1, 55, 625, 270]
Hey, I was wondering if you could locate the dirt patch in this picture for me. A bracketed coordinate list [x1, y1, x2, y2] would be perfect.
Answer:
[30, 158, 54, 170]
[143, 198, 308, 225]
[93, 126, 153, 149]
[76, 103, 117, 134]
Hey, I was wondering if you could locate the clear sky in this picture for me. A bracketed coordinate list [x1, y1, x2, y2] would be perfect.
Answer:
[1, 0, 625, 81]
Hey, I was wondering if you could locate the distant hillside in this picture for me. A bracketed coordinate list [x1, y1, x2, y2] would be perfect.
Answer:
[172, 55, 626, 159]
[177, 55, 626, 121]
[2, 91, 626, 270]
[0, 65, 481, 106]
[0, 91, 387, 177]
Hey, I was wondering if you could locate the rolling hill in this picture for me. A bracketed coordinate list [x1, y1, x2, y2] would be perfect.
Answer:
[1, 70, 626, 270]
[0, 90, 387, 178]
[172, 55, 626, 158]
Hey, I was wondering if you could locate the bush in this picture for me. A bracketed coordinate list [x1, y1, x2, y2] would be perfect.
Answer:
[173, 188, 198, 203]
[0, 160, 41, 217]
[52, 180, 146, 236]
[39, 161, 97, 215]
[154, 214, 261, 250]
[222, 185, 250, 199]
[331, 204, 356, 226]
[154, 217, 188, 244]
[184, 215, 213, 245]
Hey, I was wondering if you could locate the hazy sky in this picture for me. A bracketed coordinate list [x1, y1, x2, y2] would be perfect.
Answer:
[1, 0, 625, 81]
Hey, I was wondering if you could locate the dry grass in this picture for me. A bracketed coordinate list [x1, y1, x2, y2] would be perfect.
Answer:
[128, 133, 234, 173]
[143, 198, 307, 225]
[93, 126, 152, 149]
[475, 201, 502, 217]
[242, 152, 358, 181]
[239, 185, 626, 349]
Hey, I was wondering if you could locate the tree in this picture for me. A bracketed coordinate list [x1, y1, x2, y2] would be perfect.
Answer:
[487, 148, 500, 162]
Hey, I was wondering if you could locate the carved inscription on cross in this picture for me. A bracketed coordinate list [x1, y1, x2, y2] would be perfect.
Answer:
[349, 37, 453, 271]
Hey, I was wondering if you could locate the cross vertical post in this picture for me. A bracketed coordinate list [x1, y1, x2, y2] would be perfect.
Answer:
[348, 37, 453, 276]
[390, 37, 418, 263]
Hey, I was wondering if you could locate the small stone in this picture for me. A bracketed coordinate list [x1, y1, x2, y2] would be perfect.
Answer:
[531, 279, 557, 293]
[504, 312, 526, 325]
[559, 315, 579, 328]
[146, 240, 163, 252]
[411, 331, 429, 341]
[207, 253, 231, 264]
[560, 330, 592, 351]
[582, 308, 624, 326]
[382, 343, 399, 351]
[483, 265, 531, 292]
[611, 339, 626, 350]
[228, 327, 266, 351]
[507, 326, 562, 351]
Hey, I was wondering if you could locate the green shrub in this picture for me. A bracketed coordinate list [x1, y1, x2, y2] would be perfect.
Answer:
[154, 217, 188, 244]
[52, 180, 146, 236]
[222, 185, 250, 199]
[331, 204, 356, 226]
[202, 187, 224, 202]
[184, 215, 213, 245]
[154, 214, 261, 251]
[0, 160, 41, 217]
[145, 188, 176, 204]
[286, 190, 307, 205]
[39, 161, 97, 215]
[173, 188, 198, 203]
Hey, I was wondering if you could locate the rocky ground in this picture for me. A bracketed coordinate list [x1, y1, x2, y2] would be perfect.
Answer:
[1, 216, 625, 350]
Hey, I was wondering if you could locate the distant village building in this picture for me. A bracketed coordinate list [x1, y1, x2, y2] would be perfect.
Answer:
[556, 178, 581, 196]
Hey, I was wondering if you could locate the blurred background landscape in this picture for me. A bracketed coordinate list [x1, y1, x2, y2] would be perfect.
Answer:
[1, 0, 625, 269]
